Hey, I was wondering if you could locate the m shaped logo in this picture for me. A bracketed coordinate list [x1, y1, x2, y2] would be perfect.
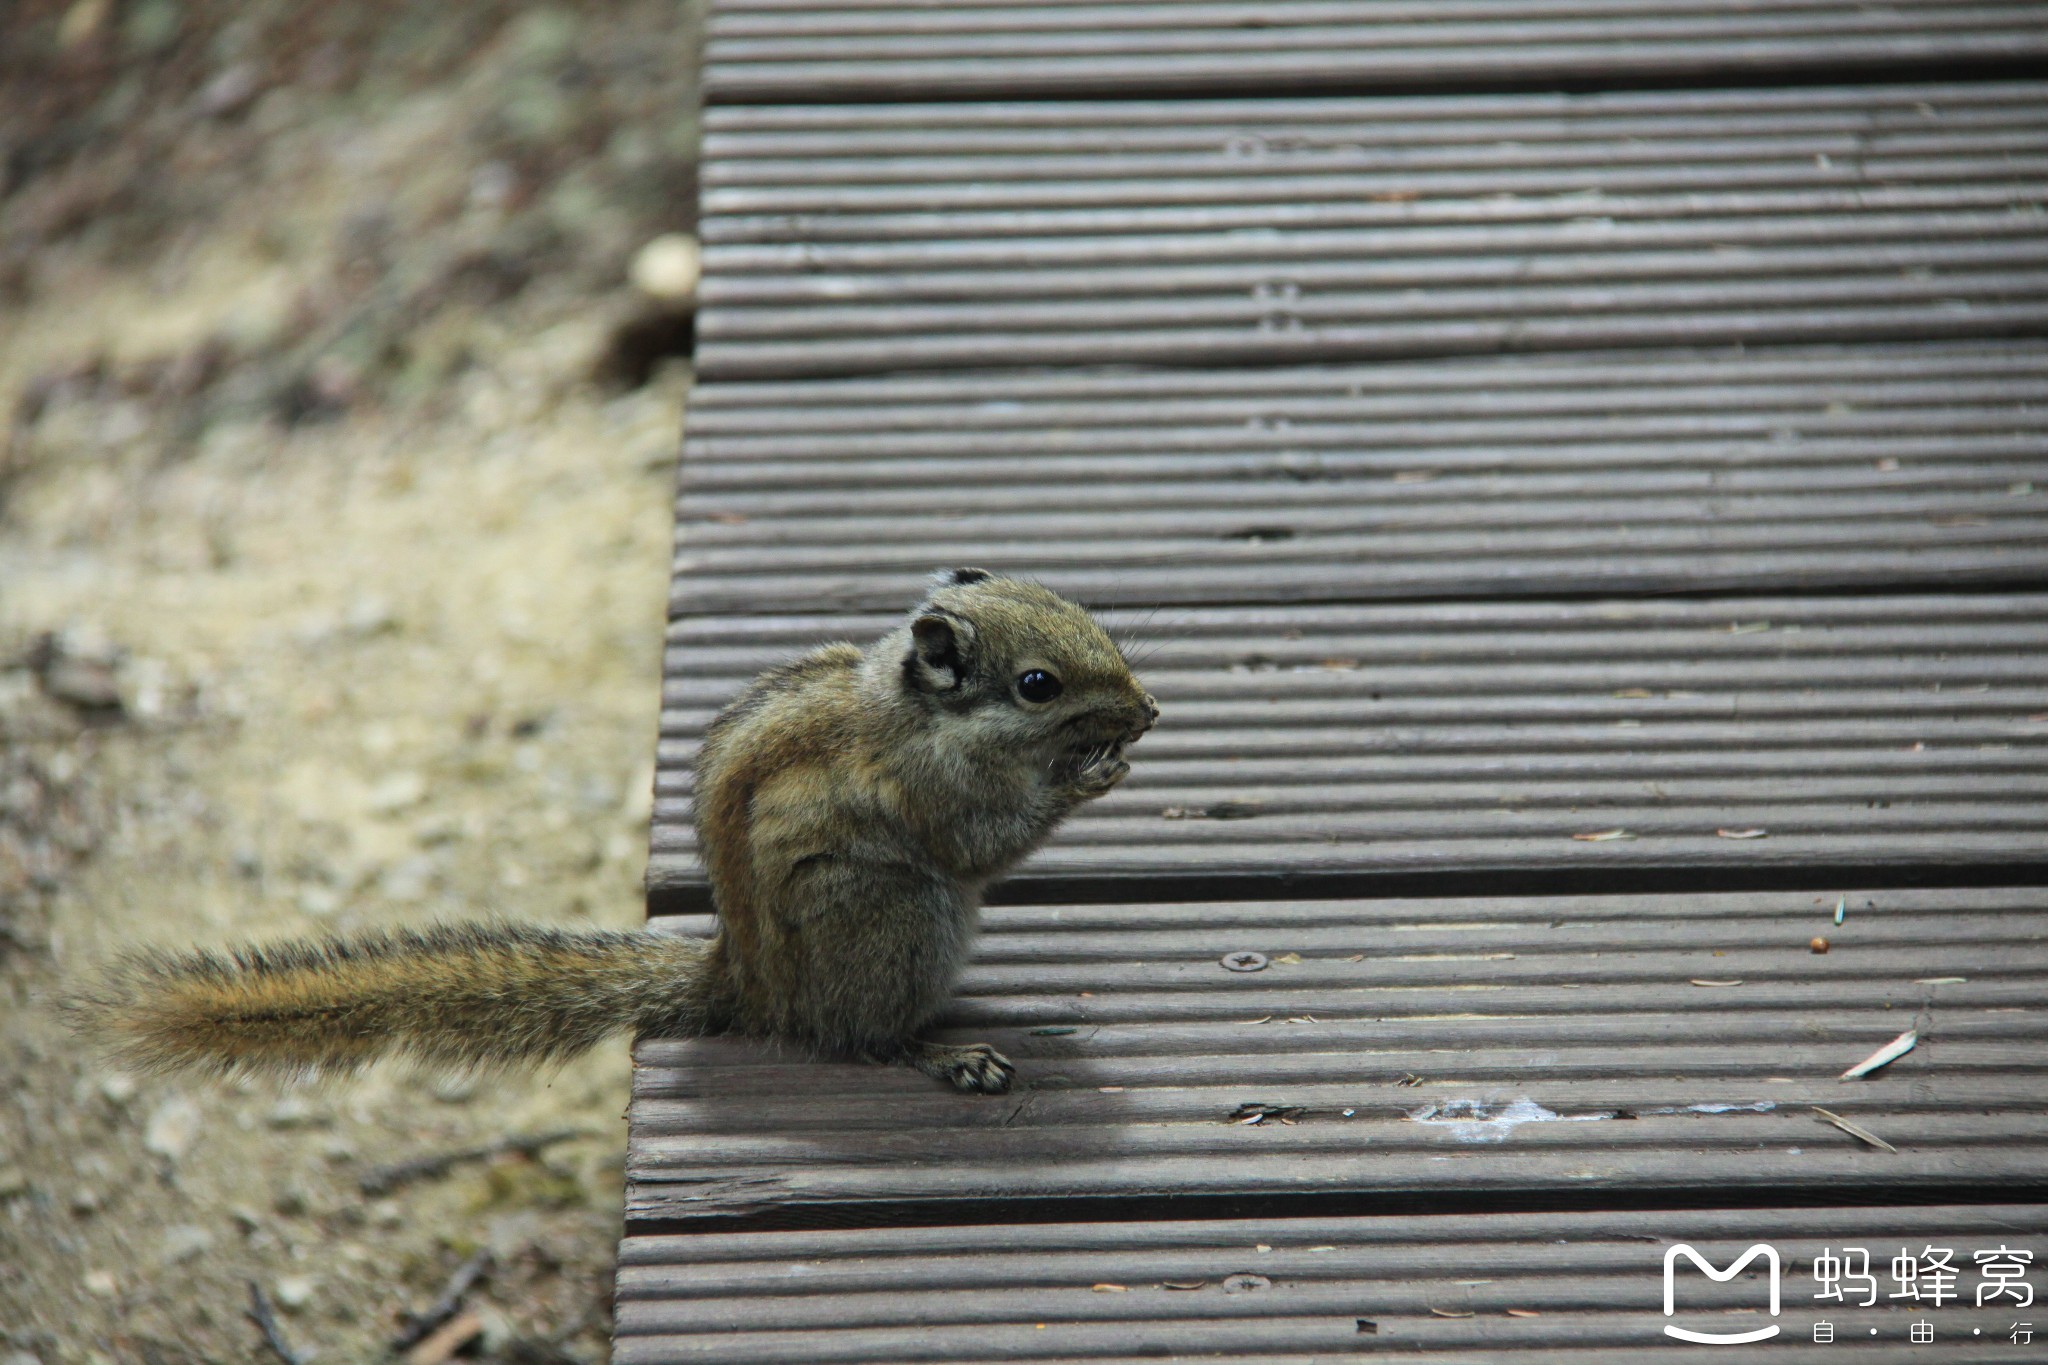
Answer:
[1663, 1244, 1782, 1344]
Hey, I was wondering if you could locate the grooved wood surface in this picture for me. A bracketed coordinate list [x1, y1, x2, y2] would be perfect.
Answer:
[693, 84, 2048, 377]
[703, 1, 2048, 102]
[647, 594, 2048, 910]
[626, 887, 2048, 1221]
[615, 1204, 2047, 1360]
[671, 342, 2048, 616]
[626, 2, 2048, 1344]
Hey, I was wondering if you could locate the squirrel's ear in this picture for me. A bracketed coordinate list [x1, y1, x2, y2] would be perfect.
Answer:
[932, 566, 992, 588]
[906, 612, 976, 693]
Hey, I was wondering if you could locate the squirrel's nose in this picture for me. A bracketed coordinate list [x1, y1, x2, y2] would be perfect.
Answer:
[1138, 693, 1160, 730]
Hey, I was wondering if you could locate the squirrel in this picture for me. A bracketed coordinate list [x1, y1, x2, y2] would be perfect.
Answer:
[67, 569, 1157, 1095]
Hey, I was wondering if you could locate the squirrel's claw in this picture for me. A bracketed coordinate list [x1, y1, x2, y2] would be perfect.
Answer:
[904, 1039, 1016, 1094]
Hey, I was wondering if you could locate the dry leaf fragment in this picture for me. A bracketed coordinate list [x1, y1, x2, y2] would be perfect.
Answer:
[1344, 953, 1365, 962]
[1355, 1319, 1379, 1335]
[1612, 688, 1654, 698]
[1162, 1280, 1207, 1291]
[1812, 1106, 1898, 1153]
[1272, 951, 1303, 964]
[1717, 827, 1768, 839]
[1506, 1309, 1542, 1318]
[1092, 1284, 1129, 1293]
[1690, 978, 1743, 987]
[1841, 1029, 1916, 1079]
[1429, 1307, 1476, 1318]
[1915, 976, 1966, 985]
[1573, 828, 1635, 841]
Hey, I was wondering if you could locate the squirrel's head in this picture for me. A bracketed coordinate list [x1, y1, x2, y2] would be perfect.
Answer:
[895, 567, 1158, 780]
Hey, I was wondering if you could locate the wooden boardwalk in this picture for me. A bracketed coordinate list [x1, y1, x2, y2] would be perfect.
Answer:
[622, 5, 2047, 1358]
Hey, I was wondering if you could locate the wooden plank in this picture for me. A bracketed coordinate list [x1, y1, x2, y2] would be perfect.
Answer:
[702, 78, 2048, 148]
[702, 1, 2048, 101]
[623, 886, 2048, 1222]
[614, 1204, 2045, 1360]
[647, 594, 2048, 909]
[688, 84, 2048, 376]
[670, 343, 2048, 616]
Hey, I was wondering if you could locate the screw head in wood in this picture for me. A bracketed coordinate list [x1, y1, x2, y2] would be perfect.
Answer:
[1221, 951, 1269, 972]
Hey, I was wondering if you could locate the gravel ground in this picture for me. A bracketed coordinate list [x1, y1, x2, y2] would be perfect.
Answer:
[1, 4, 701, 1360]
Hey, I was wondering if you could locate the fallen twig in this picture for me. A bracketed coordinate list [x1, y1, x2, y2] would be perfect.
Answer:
[392, 1250, 493, 1352]
[404, 1310, 483, 1365]
[359, 1128, 585, 1197]
[245, 1281, 306, 1365]
[1812, 1106, 1898, 1153]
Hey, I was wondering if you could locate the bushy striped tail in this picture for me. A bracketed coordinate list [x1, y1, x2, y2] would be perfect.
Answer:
[66, 922, 719, 1078]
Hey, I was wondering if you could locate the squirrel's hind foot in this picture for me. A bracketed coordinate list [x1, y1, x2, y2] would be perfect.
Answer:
[900, 1039, 1016, 1094]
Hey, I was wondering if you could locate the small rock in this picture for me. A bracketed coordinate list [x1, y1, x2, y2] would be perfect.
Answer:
[58, 0, 110, 48]
[470, 161, 518, 210]
[473, 1304, 514, 1355]
[414, 814, 461, 846]
[343, 595, 396, 638]
[432, 1074, 478, 1104]
[122, 0, 180, 53]
[367, 771, 428, 814]
[266, 1095, 328, 1129]
[144, 1095, 202, 1162]
[379, 855, 436, 902]
[70, 1187, 101, 1215]
[197, 62, 261, 117]
[272, 1186, 310, 1218]
[159, 1224, 214, 1264]
[29, 632, 123, 714]
[272, 1275, 316, 1311]
[82, 1269, 118, 1298]
[628, 233, 701, 308]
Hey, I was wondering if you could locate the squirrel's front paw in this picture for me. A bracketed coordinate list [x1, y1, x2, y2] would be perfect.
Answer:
[1069, 752, 1130, 799]
[906, 1040, 1016, 1094]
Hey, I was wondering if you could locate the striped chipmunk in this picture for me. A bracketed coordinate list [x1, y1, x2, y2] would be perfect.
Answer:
[68, 570, 1158, 1095]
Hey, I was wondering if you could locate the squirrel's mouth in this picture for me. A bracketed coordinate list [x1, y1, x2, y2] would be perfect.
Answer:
[1063, 736, 1128, 779]
[1064, 724, 1146, 777]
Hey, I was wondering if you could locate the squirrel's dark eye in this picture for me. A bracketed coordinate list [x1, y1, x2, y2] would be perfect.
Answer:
[1016, 669, 1062, 703]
